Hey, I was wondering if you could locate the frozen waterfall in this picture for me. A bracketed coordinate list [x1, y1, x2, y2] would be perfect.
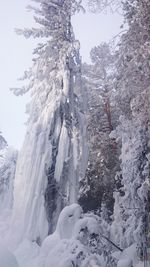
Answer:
[10, 42, 87, 245]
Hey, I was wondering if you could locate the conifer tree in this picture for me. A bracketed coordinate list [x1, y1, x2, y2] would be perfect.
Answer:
[79, 43, 120, 217]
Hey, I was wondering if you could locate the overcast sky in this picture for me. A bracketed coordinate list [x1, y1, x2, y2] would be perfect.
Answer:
[0, 1, 122, 149]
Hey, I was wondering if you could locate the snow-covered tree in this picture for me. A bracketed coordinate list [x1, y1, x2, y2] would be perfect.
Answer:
[11, 0, 87, 245]
[0, 133, 7, 150]
[111, 0, 150, 264]
[79, 43, 120, 218]
[0, 133, 17, 214]
[111, 89, 150, 262]
[116, 0, 150, 116]
[87, 0, 122, 13]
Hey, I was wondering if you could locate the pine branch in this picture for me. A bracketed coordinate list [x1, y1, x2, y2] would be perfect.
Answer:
[100, 233, 123, 252]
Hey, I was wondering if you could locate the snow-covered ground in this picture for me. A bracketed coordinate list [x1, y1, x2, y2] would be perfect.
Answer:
[0, 204, 100, 267]
[0, 203, 146, 267]
[14, 204, 102, 267]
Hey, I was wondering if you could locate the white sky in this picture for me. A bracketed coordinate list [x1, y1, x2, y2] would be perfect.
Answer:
[0, 1, 122, 149]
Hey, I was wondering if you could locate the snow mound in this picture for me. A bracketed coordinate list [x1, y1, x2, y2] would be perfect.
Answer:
[44, 239, 86, 267]
[14, 239, 39, 267]
[44, 238, 102, 267]
[74, 216, 99, 238]
[136, 263, 144, 267]
[0, 241, 19, 267]
[40, 231, 59, 258]
[117, 259, 133, 267]
[42, 204, 101, 267]
[117, 244, 137, 267]
[81, 255, 102, 267]
[56, 203, 83, 239]
[41, 203, 83, 257]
